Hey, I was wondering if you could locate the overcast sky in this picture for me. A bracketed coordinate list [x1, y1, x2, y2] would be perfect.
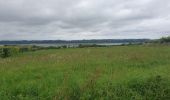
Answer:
[0, 0, 170, 40]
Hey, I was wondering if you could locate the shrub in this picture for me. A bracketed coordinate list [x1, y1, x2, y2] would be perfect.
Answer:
[0, 48, 3, 58]
[19, 47, 29, 53]
[0, 46, 44, 58]
[0, 48, 11, 58]
[0, 47, 20, 58]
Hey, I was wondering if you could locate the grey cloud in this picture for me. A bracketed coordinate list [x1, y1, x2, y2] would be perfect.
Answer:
[0, 0, 170, 40]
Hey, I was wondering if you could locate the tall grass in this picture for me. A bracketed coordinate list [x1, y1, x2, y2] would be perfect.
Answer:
[0, 45, 170, 99]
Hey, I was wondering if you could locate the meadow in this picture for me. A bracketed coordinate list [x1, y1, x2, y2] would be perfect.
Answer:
[0, 45, 170, 100]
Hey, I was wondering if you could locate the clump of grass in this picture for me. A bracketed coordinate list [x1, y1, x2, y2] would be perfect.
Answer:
[129, 75, 170, 100]
[53, 75, 170, 100]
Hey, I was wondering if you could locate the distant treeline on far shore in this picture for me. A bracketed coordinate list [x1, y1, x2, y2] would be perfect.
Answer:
[0, 39, 149, 45]
[1, 37, 170, 58]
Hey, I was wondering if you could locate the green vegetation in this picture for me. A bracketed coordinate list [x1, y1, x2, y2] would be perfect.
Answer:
[149, 36, 170, 44]
[0, 47, 20, 58]
[159, 36, 170, 43]
[0, 45, 170, 100]
[0, 45, 58, 58]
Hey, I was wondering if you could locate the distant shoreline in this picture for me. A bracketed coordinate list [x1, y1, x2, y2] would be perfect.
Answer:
[0, 39, 149, 45]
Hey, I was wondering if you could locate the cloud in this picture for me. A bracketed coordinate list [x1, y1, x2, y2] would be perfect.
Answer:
[0, 0, 170, 40]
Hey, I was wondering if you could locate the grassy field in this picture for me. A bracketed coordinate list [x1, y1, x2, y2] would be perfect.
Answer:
[0, 45, 170, 100]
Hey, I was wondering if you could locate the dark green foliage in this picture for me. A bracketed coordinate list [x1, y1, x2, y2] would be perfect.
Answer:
[19, 47, 29, 53]
[160, 36, 170, 43]
[0, 48, 3, 57]
[0, 47, 20, 58]
[0, 48, 11, 58]
[78, 44, 106, 48]
[45, 46, 61, 49]
[150, 36, 170, 44]
[0, 46, 44, 58]
[61, 45, 67, 48]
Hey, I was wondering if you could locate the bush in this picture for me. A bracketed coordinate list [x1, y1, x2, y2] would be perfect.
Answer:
[0, 48, 11, 58]
[0, 47, 20, 58]
[0, 46, 46, 58]
[0, 48, 3, 57]
[78, 44, 106, 48]
[19, 47, 29, 53]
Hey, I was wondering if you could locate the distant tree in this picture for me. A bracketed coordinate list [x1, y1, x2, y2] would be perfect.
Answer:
[159, 36, 170, 43]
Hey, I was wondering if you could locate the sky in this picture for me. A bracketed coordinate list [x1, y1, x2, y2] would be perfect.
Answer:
[0, 0, 170, 40]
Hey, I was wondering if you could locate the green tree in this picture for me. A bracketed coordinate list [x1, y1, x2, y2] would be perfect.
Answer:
[160, 36, 170, 43]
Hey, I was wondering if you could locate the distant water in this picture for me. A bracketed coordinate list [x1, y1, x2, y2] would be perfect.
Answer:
[1, 43, 129, 47]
